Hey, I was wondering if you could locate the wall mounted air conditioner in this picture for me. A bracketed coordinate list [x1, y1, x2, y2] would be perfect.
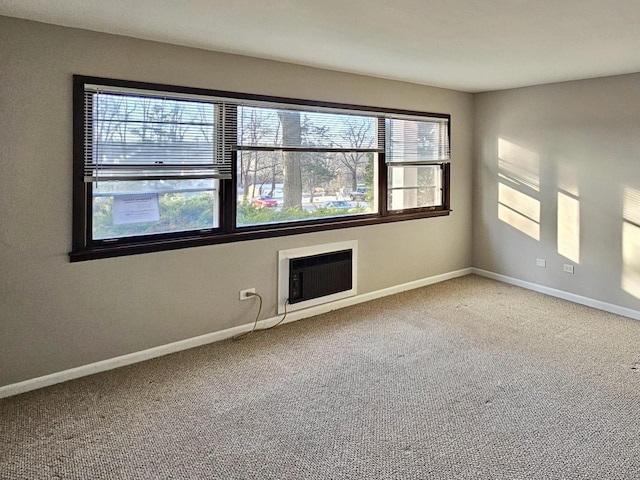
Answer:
[277, 240, 358, 314]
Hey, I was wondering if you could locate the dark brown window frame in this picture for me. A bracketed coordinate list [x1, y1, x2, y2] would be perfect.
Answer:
[70, 75, 451, 262]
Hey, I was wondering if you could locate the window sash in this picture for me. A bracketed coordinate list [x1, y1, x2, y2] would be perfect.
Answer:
[91, 181, 220, 240]
[387, 164, 445, 211]
[82, 87, 233, 182]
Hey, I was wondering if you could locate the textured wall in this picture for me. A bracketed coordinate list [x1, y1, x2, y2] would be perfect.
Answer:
[473, 74, 640, 310]
[0, 16, 473, 387]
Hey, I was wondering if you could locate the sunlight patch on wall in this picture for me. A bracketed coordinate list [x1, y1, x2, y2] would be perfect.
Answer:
[498, 182, 540, 240]
[498, 138, 540, 192]
[557, 192, 580, 263]
[622, 186, 640, 299]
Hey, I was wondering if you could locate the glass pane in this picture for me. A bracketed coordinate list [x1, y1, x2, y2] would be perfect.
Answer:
[387, 165, 442, 211]
[236, 150, 378, 227]
[92, 179, 219, 239]
[237, 106, 377, 149]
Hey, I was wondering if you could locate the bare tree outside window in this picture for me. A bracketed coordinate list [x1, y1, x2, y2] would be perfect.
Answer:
[278, 110, 303, 209]
[337, 118, 375, 191]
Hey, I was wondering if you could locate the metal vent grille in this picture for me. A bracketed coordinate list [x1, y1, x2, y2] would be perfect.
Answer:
[288, 250, 353, 304]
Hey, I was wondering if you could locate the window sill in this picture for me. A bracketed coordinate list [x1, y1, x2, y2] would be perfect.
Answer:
[69, 209, 451, 262]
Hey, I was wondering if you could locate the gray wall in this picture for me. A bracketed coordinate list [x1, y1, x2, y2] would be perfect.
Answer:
[0, 17, 474, 387]
[474, 74, 640, 310]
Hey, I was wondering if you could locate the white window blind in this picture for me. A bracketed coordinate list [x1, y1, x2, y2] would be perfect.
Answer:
[385, 116, 450, 164]
[83, 86, 233, 182]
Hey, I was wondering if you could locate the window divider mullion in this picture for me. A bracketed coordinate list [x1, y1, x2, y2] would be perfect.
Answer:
[378, 116, 388, 217]
[443, 162, 451, 210]
[221, 105, 237, 234]
[73, 76, 90, 251]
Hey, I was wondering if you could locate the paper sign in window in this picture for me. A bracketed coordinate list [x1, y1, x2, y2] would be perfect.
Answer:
[113, 194, 160, 225]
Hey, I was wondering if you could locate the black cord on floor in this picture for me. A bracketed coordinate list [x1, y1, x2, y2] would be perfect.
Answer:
[257, 299, 289, 332]
[232, 293, 289, 341]
[232, 292, 263, 340]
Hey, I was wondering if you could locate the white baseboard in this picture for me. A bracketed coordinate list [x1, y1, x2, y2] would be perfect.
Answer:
[472, 268, 640, 322]
[0, 267, 473, 399]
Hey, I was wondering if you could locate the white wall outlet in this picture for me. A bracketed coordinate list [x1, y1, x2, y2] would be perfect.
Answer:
[536, 258, 546, 267]
[239, 288, 256, 300]
[563, 264, 575, 274]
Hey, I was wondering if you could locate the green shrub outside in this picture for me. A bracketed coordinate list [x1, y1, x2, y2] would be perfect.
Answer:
[237, 202, 367, 226]
[93, 192, 214, 239]
[93, 193, 370, 239]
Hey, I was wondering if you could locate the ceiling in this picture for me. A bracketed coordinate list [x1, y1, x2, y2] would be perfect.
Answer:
[2, 0, 640, 92]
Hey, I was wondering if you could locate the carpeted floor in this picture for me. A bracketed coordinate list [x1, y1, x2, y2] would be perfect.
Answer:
[1, 275, 640, 479]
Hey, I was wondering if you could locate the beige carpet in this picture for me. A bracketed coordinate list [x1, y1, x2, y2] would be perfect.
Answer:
[1, 275, 640, 479]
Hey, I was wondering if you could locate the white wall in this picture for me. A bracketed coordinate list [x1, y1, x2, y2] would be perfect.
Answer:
[0, 17, 474, 387]
[474, 74, 640, 310]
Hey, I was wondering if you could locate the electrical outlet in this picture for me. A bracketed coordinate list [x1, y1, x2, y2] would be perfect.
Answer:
[563, 264, 574, 274]
[239, 288, 256, 300]
[536, 258, 546, 267]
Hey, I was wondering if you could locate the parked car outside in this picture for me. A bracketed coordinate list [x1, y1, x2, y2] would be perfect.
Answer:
[252, 195, 278, 208]
[322, 201, 352, 210]
[349, 186, 370, 201]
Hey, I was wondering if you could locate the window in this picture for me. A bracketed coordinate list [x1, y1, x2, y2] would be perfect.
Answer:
[236, 105, 379, 227]
[386, 117, 450, 212]
[72, 76, 450, 261]
[81, 88, 228, 243]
